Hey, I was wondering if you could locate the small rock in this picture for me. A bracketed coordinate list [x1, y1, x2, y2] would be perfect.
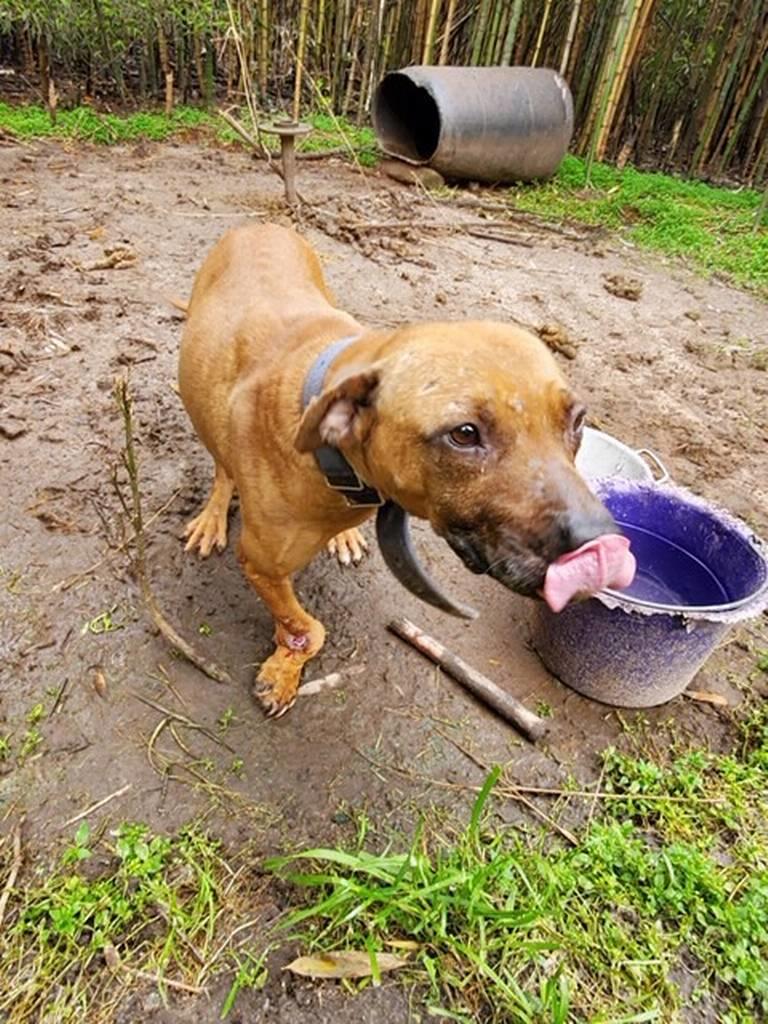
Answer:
[379, 159, 445, 190]
[536, 323, 578, 360]
[602, 273, 643, 301]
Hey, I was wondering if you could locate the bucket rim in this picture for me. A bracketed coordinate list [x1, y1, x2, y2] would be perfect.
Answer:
[593, 477, 768, 619]
[599, 572, 768, 616]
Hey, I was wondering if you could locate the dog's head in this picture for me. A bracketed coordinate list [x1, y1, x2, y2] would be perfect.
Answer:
[295, 321, 616, 598]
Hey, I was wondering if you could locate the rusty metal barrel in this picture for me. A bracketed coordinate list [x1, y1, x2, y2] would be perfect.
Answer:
[372, 66, 573, 182]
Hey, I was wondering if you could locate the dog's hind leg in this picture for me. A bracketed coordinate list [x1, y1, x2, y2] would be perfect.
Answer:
[239, 556, 326, 717]
[327, 528, 368, 566]
[184, 462, 235, 557]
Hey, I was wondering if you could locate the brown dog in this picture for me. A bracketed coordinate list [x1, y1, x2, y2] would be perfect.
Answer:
[178, 222, 616, 716]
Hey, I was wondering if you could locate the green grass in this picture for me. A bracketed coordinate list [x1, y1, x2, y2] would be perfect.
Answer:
[0, 101, 377, 162]
[0, 821, 269, 1023]
[1, 99, 762, 289]
[509, 155, 768, 295]
[267, 696, 768, 1023]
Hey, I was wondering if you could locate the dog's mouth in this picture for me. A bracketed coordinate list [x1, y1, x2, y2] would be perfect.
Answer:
[376, 507, 635, 619]
[444, 530, 548, 597]
[443, 526, 636, 610]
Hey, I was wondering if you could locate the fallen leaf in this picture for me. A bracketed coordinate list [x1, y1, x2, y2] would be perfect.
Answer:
[385, 939, 421, 951]
[285, 950, 408, 979]
[92, 666, 107, 699]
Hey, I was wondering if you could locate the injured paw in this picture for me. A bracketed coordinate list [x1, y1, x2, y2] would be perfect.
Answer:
[327, 528, 368, 566]
[253, 649, 301, 718]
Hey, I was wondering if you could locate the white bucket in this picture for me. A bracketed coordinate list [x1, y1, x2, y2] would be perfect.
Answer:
[576, 427, 668, 483]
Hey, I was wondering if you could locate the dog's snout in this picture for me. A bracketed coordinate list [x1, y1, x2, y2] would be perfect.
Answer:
[553, 505, 617, 557]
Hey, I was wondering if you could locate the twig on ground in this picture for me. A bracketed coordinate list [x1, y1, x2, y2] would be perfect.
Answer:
[388, 617, 548, 742]
[432, 727, 578, 845]
[130, 692, 235, 751]
[0, 819, 24, 928]
[114, 378, 234, 685]
[62, 784, 132, 829]
[104, 944, 208, 994]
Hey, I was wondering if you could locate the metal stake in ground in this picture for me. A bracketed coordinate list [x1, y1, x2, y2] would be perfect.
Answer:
[259, 120, 312, 206]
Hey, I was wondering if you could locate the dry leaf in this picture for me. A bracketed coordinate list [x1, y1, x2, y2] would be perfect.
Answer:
[285, 950, 407, 980]
[92, 666, 107, 699]
[685, 690, 729, 707]
[385, 939, 421, 951]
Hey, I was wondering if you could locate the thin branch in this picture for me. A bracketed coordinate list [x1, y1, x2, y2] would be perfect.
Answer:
[114, 377, 234, 686]
[61, 784, 132, 829]
[0, 820, 23, 928]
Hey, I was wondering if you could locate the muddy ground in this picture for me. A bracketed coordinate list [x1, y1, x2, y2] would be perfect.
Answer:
[1, 135, 767, 1022]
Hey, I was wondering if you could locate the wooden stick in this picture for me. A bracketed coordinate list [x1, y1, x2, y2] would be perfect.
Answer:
[387, 618, 548, 742]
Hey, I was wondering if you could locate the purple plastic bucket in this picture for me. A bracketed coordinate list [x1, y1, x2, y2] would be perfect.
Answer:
[531, 480, 768, 707]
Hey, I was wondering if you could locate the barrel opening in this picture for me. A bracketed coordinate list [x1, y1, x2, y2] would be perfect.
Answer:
[373, 73, 441, 162]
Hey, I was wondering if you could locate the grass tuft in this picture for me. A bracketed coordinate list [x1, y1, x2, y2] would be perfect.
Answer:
[0, 101, 376, 162]
[268, 700, 768, 1022]
[0, 821, 268, 1023]
[509, 155, 768, 295]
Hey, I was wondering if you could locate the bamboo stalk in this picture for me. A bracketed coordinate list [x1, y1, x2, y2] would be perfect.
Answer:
[692, 0, 758, 172]
[438, 0, 458, 64]
[559, 0, 583, 76]
[258, 0, 269, 99]
[293, 0, 310, 121]
[422, 0, 441, 64]
[744, 91, 768, 181]
[500, 0, 525, 65]
[595, 0, 655, 160]
[531, 0, 554, 68]
[470, 0, 492, 65]
[713, 19, 768, 172]
[584, 0, 639, 175]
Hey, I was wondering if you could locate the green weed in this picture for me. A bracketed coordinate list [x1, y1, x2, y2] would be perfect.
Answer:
[81, 606, 123, 635]
[0, 821, 267, 1023]
[267, 705, 768, 1022]
[509, 156, 768, 295]
[17, 727, 42, 761]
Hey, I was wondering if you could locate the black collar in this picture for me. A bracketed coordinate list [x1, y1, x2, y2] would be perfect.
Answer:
[301, 336, 384, 508]
[301, 336, 477, 619]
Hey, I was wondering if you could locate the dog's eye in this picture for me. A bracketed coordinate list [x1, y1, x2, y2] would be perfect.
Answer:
[448, 423, 481, 448]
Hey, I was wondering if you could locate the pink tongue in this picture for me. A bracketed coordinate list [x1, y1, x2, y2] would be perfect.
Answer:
[542, 534, 636, 613]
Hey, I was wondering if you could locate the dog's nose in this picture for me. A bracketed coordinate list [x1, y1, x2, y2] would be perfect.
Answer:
[551, 505, 618, 558]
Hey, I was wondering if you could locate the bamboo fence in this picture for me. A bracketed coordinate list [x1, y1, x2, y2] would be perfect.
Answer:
[0, 0, 766, 183]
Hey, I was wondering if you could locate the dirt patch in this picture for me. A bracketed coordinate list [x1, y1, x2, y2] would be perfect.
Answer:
[1, 137, 767, 1020]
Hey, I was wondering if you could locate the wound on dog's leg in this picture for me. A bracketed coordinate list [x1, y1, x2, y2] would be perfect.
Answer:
[184, 462, 235, 557]
[240, 563, 326, 717]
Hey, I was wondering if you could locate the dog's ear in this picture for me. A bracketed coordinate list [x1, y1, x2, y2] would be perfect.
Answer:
[294, 369, 379, 452]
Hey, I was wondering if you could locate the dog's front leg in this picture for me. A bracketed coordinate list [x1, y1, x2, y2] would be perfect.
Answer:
[239, 553, 326, 717]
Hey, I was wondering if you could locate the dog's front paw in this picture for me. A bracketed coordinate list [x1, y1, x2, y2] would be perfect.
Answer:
[327, 528, 368, 567]
[253, 650, 300, 718]
[183, 507, 228, 557]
